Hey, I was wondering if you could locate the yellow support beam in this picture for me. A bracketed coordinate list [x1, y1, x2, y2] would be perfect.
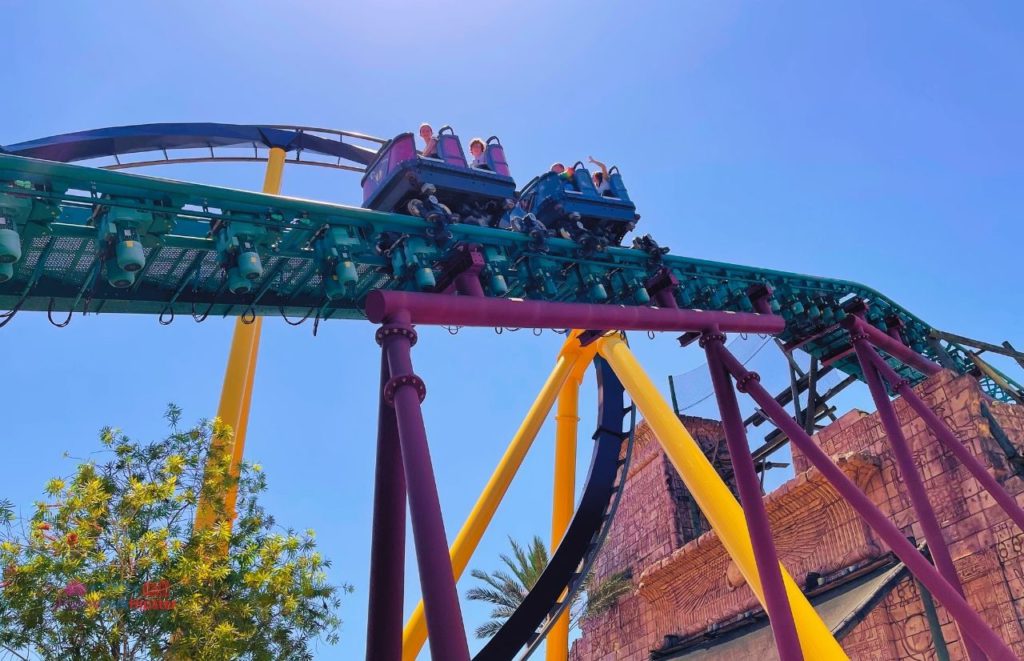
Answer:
[403, 333, 599, 660]
[967, 352, 1024, 405]
[546, 355, 588, 661]
[596, 333, 847, 660]
[195, 147, 285, 531]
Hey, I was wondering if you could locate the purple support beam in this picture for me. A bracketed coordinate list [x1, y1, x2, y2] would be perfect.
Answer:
[703, 334, 803, 660]
[366, 353, 407, 661]
[365, 290, 785, 335]
[435, 244, 486, 297]
[864, 347, 1024, 535]
[377, 311, 471, 661]
[842, 316, 940, 377]
[852, 339, 985, 661]
[747, 283, 774, 316]
[715, 346, 1016, 660]
[454, 271, 485, 297]
[884, 315, 905, 342]
[645, 268, 680, 309]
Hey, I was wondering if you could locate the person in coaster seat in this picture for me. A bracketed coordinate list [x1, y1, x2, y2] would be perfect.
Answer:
[550, 162, 576, 189]
[588, 155, 613, 196]
[469, 137, 488, 169]
[419, 123, 438, 158]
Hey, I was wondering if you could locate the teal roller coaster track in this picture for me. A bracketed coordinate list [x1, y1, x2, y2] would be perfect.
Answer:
[0, 151, 1019, 402]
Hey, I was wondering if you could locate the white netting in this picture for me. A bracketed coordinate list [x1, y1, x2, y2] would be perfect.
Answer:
[670, 337, 846, 425]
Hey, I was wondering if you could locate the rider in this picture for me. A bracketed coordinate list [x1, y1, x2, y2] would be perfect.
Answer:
[419, 123, 438, 158]
[469, 138, 488, 169]
[588, 155, 612, 195]
[550, 162, 575, 187]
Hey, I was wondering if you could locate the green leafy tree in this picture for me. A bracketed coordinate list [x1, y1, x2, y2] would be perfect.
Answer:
[467, 535, 631, 639]
[0, 405, 350, 660]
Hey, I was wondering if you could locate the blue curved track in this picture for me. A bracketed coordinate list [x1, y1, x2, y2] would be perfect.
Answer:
[2, 122, 380, 168]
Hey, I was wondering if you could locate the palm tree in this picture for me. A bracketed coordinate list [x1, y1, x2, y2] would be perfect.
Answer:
[467, 535, 632, 639]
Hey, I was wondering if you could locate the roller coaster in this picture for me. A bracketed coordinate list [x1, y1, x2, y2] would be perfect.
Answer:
[2, 123, 1023, 660]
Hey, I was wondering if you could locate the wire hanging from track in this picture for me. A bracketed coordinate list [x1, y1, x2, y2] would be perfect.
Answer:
[189, 266, 227, 323]
[279, 305, 315, 326]
[46, 298, 73, 328]
[312, 307, 323, 336]
[0, 307, 20, 329]
[191, 299, 216, 323]
[0, 290, 33, 329]
[158, 306, 175, 326]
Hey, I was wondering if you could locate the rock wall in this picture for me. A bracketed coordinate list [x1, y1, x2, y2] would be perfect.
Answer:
[571, 370, 1024, 660]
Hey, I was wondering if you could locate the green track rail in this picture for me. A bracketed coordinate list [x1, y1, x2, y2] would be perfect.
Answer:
[0, 154, 1018, 402]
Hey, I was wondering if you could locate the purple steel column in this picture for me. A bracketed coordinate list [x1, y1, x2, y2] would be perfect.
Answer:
[366, 352, 406, 661]
[852, 339, 984, 661]
[377, 310, 471, 661]
[842, 317, 941, 377]
[703, 334, 803, 660]
[455, 271, 485, 297]
[864, 347, 1024, 534]
[716, 346, 1016, 660]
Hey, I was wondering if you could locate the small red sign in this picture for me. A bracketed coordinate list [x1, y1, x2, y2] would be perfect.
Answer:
[130, 580, 176, 611]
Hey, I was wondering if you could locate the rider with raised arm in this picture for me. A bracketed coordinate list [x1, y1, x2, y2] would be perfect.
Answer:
[588, 155, 611, 195]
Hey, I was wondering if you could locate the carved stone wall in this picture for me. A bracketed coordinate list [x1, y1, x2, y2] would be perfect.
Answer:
[571, 370, 1024, 660]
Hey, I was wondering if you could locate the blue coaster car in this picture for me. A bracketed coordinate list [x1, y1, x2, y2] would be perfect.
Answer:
[361, 128, 516, 228]
[516, 162, 637, 246]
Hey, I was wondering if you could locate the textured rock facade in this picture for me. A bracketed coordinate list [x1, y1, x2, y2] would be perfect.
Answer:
[570, 370, 1024, 660]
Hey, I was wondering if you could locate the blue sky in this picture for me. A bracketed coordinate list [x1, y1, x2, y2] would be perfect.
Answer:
[3, 1, 1023, 658]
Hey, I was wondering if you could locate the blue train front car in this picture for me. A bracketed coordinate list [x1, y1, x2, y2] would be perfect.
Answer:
[361, 128, 516, 228]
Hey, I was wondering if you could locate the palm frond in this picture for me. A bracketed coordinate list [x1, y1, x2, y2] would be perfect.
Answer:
[465, 586, 519, 611]
[474, 620, 505, 639]
[470, 568, 518, 596]
[467, 534, 553, 639]
[578, 569, 633, 626]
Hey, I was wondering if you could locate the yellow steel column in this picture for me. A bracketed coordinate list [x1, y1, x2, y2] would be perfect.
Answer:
[546, 356, 587, 661]
[596, 333, 847, 660]
[403, 333, 598, 660]
[195, 147, 286, 531]
[968, 353, 1024, 404]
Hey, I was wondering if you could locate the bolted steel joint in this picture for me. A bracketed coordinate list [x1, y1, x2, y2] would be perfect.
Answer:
[383, 373, 427, 406]
[698, 332, 727, 348]
[735, 371, 761, 393]
[375, 324, 418, 347]
[848, 331, 870, 343]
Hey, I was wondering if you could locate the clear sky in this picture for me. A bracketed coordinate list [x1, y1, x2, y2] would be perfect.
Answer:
[3, 1, 1023, 659]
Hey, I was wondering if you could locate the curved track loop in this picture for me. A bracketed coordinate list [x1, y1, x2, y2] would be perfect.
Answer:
[1, 123, 383, 171]
[475, 354, 633, 660]
[520, 401, 635, 661]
